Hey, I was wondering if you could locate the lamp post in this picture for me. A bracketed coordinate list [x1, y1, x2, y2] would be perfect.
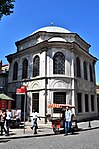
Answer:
[16, 85, 26, 134]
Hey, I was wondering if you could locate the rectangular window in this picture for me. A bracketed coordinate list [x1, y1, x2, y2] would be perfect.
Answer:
[85, 94, 89, 112]
[91, 95, 94, 111]
[32, 93, 39, 113]
[77, 93, 82, 113]
[53, 92, 66, 113]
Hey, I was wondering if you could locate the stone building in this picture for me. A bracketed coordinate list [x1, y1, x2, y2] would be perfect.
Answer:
[96, 84, 99, 116]
[0, 60, 9, 93]
[6, 26, 98, 122]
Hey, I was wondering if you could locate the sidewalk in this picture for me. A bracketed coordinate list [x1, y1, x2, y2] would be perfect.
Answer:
[0, 121, 53, 140]
[77, 119, 99, 131]
[0, 120, 99, 139]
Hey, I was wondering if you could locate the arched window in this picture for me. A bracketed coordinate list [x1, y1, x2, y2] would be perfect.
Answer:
[83, 61, 87, 80]
[76, 57, 81, 77]
[22, 59, 28, 79]
[89, 64, 93, 82]
[13, 61, 18, 80]
[33, 55, 40, 77]
[53, 52, 65, 74]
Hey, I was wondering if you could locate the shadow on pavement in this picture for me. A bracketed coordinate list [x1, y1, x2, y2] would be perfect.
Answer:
[0, 139, 10, 143]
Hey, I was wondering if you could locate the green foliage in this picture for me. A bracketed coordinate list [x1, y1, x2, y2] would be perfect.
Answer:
[0, 0, 15, 19]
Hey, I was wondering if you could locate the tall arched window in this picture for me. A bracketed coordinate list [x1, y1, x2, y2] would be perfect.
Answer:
[33, 55, 40, 77]
[89, 64, 93, 82]
[53, 52, 65, 74]
[83, 61, 87, 80]
[76, 57, 81, 77]
[13, 61, 18, 80]
[22, 59, 28, 79]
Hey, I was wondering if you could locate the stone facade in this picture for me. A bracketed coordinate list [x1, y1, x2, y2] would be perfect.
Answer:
[6, 26, 98, 123]
[0, 60, 9, 93]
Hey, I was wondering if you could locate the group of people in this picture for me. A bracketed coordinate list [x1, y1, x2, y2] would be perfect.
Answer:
[0, 109, 11, 136]
[0, 108, 21, 136]
[31, 107, 75, 135]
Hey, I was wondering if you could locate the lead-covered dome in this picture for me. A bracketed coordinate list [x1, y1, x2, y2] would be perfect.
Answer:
[31, 26, 71, 35]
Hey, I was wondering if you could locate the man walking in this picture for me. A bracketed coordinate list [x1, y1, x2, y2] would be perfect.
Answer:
[64, 106, 72, 136]
[6, 109, 11, 135]
[31, 109, 38, 134]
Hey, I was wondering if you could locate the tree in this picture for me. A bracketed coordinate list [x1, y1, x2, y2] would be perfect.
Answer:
[0, 0, 15, 19]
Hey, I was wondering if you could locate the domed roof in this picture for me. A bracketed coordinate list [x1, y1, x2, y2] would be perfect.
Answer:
[31, 26, 71, 35]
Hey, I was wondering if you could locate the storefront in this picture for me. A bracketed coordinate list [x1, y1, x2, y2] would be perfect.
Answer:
[0, 93, 14, 109]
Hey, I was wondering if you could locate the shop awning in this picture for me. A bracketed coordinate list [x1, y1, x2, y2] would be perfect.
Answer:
[0, 93, 14, 101]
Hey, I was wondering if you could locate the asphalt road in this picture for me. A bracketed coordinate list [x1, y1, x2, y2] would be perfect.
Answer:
[0, 127, 99, 149]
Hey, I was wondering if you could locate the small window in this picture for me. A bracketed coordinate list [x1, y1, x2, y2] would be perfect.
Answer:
[85, 94, 89, 112]
[32, 93, 39, 113]
[13, 62, 18, 80]
[33, 55, 40, 77]
[89, 64, 93, 82]
[91, 95, 94, 111]
[83, 61, 88, 80]
[76, 57, 81, 78]
[53, 92, 66, 113]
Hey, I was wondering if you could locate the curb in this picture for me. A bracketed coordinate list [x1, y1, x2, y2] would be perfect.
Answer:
[0, 132, 56, 140]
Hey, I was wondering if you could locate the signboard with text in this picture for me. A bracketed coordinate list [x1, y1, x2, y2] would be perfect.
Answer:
[16, 86, 26, 94]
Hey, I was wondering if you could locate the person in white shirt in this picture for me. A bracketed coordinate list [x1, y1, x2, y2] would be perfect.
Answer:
[6, 109, 12, 135]
[31, 109, 38, 134]
[15, 109, 21, 128]
[64, 106, 72, 136]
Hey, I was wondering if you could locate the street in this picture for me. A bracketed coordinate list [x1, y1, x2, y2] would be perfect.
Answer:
[0, 127, 99, 149]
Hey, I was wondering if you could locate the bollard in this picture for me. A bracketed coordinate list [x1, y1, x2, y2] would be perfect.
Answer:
[88, 121, 91, 127]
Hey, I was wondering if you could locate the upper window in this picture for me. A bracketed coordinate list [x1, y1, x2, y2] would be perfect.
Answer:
[89, 64, 93, 82]
[53, 52, 65, 74]
[13, 61, 18, 80]
[22, 59, 28, 79]
[83, 61, 88, 80]
[76, 57, 81, 78]
[33, 55, 40, 77]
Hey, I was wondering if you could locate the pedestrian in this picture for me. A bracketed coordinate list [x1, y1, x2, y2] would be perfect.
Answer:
[0, 109, 7, 136]
[6, 109, 12, 135]
[31, 109, 38, 134]
[64, 106, 72, 136]
[15, 109, 21, 128]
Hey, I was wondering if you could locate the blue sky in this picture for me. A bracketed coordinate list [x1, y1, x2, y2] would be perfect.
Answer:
[0, 0, 99, 83]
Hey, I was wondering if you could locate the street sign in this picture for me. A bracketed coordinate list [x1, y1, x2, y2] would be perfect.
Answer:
[16, 86, 26, 94]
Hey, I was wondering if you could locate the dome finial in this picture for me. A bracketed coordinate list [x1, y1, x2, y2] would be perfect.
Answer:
[50, 22, 54, 26]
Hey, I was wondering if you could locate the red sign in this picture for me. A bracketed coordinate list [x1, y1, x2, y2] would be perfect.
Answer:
[16, 86, 26, 94]
[0, 100, 6, 109]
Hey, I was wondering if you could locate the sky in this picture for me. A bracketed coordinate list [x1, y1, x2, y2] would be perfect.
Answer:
[0, 0, 99, 83]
